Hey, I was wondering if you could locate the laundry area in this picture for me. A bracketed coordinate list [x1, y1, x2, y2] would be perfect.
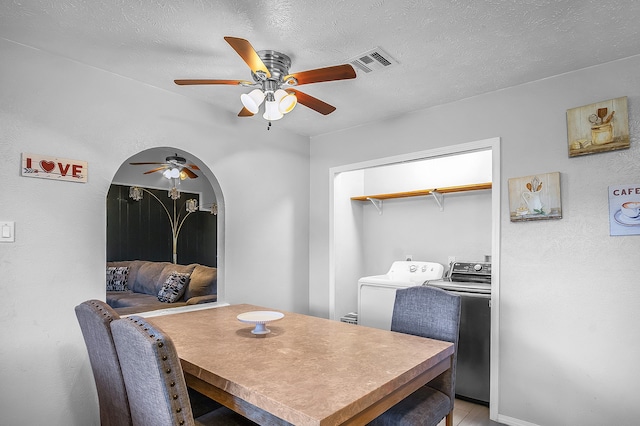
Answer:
[331, 145, 494, 405]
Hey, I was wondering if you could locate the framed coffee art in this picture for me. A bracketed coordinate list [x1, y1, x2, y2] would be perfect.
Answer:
[508, 172, 562, 222]
[609, 184, 640, 236]
[566, 96, 630, 157]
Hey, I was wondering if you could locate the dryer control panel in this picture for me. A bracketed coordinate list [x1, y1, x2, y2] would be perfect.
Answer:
[449, 262, 491, 284]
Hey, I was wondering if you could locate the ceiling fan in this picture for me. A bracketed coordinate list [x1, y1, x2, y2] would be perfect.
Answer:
[174, 37, 357, 122]
[129, 154, 199, 180]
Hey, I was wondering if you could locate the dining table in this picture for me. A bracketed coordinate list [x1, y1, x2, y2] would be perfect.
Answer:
[148, 303, 454, 426]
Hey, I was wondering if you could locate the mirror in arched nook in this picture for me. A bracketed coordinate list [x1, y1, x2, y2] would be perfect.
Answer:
[107, 147, 221, 267]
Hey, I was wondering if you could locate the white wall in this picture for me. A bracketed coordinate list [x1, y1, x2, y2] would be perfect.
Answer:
[310, 56, 640, 425]
[362, 150, 492, 193]
[359, 150, 493, 272]
[0, 40, 309, 425]
[331, 170, 365, 319]
[360, 191, 492, 273]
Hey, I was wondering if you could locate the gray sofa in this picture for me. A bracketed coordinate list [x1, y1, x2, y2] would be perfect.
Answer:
[106, 260, 217, 315]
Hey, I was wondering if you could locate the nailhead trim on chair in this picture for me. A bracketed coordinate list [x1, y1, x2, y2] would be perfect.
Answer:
[126, 316, 191, 426]
[89, 300, 114, 322]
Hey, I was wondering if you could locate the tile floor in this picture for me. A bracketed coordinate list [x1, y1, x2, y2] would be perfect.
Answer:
[436, 399, 505, 426]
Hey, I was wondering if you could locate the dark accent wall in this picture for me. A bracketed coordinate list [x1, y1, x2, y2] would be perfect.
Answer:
[106, 184, 217, 266]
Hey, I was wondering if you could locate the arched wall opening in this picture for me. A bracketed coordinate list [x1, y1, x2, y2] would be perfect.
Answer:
[107, 146, 227, 302]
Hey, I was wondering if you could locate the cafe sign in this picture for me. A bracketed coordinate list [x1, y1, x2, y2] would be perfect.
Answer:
[609, 183, 640, 236]
[21, 153, 88, 183]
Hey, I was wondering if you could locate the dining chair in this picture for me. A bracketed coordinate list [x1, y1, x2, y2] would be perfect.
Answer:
[110, 315, 257, 426]
[368, 285, 461, 426]
[75, 300, 219, 424]
[75, 299, 133, 426]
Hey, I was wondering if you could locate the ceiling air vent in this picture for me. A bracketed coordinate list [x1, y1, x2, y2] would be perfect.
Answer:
[349, 47, 398, 74]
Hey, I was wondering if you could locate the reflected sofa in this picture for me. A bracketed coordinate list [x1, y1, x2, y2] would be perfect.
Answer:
[106, 260, 217, 315]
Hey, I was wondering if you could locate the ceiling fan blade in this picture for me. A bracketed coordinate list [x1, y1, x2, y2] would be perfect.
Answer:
[143, 166, 168, 175]
[238, 107, 254, 117]
[186, 164, 200, 171]
[287, 89, 336, 115]
[224, 36, 271, 78]
[174, 79, 251, 86]
[130, 162, 165, 165]
[284, 64, 356, 86]
[181, 168, 198, 179]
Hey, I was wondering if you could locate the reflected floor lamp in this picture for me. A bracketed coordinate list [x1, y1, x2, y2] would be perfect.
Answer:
[129, 186, 202, 264]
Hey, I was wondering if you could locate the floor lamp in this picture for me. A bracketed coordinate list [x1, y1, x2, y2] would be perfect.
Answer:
[129, 186, 198, 264]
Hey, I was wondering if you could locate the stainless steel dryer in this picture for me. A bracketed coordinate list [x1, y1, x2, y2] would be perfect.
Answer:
[425, 261, 491, 405]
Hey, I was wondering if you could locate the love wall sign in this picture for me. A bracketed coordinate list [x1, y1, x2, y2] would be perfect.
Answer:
[21, 153, 88, 183]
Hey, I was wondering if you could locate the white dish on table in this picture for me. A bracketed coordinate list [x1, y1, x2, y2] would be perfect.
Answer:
[237, 311, 284, 334]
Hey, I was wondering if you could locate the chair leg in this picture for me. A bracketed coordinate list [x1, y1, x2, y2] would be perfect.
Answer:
[445, 411, 453, 426]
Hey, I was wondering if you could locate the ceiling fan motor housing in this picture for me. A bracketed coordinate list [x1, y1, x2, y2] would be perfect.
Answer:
[253, 50, 294, 88]
[166, 155, 187, 165]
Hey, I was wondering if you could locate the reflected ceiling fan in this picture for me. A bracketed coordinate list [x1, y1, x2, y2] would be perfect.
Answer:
[174, 37, 357, 123]
[129, 154, 199, 180]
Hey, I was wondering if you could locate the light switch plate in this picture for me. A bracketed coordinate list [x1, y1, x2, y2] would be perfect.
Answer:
[0, 221, 15, 242]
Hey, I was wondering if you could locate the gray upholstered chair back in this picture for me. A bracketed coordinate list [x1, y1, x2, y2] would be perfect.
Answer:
[110, 315, 197, 426]
[391, 285, 461, 403]
[74, 300, 133, 426]
[369, 285, 461, 426]
[110, 316, 257, 426]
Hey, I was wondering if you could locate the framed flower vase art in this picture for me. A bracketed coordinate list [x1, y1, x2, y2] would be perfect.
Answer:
[566, 96, 630, 157]
[508, 172, 562, 222]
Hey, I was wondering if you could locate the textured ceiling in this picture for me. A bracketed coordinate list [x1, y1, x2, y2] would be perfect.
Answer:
[2, 0, 640, 138]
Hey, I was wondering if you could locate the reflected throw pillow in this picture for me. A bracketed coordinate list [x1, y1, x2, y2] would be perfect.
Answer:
[158, 271, 191, 303]
[106, 266, 130, 292]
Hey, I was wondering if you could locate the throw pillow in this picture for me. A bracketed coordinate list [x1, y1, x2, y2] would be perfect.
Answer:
[157, 271, 191, 303]
[106, 266, 130, 292]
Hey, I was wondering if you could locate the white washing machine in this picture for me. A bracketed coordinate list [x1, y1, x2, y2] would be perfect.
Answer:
[358, 261, 444, 330]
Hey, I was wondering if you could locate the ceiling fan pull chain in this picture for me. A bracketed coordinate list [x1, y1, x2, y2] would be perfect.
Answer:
[267, 121, 272, 130]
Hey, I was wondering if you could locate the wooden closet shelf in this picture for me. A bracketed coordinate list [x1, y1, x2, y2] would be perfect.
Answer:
[350, 182, 492, 201]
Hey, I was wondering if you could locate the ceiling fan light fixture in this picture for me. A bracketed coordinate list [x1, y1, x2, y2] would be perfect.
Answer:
[240, 89, 265, 114]
[263, 100, 284, 121]
[275, 89, 297, 114]
[163, 167, 181, 179]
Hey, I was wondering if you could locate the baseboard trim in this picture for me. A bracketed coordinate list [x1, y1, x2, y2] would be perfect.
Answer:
[496, 413, 541, 426]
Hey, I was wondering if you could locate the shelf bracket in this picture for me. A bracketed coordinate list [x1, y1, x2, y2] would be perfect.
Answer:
[431, 190, 444, 211]
[367, 197, 383, 215]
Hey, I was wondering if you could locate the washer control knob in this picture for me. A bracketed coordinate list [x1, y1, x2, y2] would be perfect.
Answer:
[474, 263, 483, 272]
